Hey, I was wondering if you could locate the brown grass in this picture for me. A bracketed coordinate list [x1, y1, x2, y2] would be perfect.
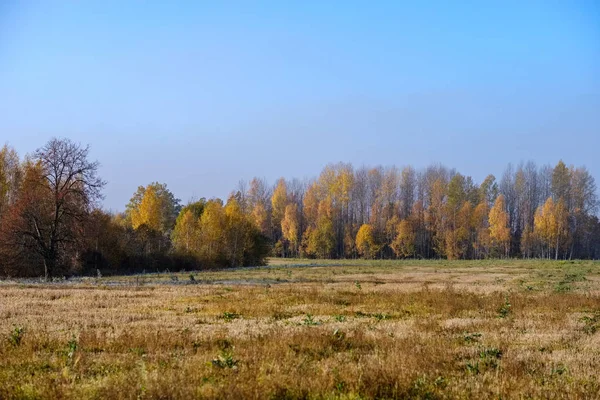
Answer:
[1, 259, 599, 399]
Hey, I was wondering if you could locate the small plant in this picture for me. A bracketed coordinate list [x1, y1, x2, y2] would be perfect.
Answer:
[211, 349, 239, 369]
[479, 347, 502, 360]
[189, 274, 196, 283]
[67, 335, 78, 361]
[498, 297, 511, 318]
[334, 314, 346, 322]
[302, 314, 320, 326]
[479, 347, 502, 369]
[466, 361, 479, 375]
[130, 347, 146, 356]
[332, 328, 346, 340]
[463, 332, 482, 344]
[373, 313, 390, 322]
[355, 281, 362, 290]
[551, 363, 568, 376]
[8, 326, 24, 347]
[221, 311, 241, 322]
[580, 312, 600, 335]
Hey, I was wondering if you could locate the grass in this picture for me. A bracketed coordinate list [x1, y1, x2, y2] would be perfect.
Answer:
[0, 258, 599, 399]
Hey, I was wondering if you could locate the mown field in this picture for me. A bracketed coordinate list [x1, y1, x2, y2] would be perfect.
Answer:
[1, 259, 600, 399]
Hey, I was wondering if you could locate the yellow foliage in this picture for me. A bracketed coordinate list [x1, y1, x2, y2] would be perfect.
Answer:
[489, 195, 510, 257]
[281, 203, 299, 249]
[355, 224, 380, 259]
[271, 178, 288, 227]
[131, 185, 162, 231]
[391, 219, 415, 258]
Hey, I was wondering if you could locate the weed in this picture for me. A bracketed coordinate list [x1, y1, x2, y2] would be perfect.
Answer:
[334, 314, 346, 322]
[355, 281, 362, 290]
[498, 297, 511, 318]
[130, 347, 146, 356]
[302, 314, 320, 326]
[211, 349, 239, 369]
[551, 364, 568, 376]
[580, 312, 600, 334]
[373, 313, 390, 322]
[8, 325, 24, 347]
[479, 347, 502, 369]
[466, 361, 479, 374]
[67, 335, 78, 358]
[221, 311, 241, 322]
[479, 347, 502, 360]
[462, 332, 482, 344]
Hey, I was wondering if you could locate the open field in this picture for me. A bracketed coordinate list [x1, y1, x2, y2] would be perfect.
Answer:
[1, 259, 600, 399]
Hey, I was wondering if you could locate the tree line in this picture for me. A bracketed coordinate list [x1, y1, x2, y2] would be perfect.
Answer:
[232, 160, 598, 261]
[0, 138, 268, 278]
[1, 138, 599, 278]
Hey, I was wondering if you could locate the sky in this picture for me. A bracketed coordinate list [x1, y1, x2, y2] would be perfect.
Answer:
[1, 1, 599, 211]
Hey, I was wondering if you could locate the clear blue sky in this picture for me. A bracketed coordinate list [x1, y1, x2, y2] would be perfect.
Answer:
[1, 1, 599, 211]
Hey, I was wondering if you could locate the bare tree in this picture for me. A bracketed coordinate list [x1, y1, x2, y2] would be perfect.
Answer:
[25, 138, 105, 279]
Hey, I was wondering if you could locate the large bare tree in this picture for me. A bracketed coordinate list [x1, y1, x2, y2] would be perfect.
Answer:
[24, 138, 105, 279]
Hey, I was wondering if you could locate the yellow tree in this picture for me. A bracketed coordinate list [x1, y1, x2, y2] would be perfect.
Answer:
[171, 209, 197, 253]
[224, 197, 246, 267]
[534, 198, 554, 259]
[446, 201, 472, 260]
[472, 202, 490, 258]
[251, 202, 269, 236]
[271, 178, 288, 233]
[553, 198, 570, 259]
[489, 195, 510, 257]
[355, 224, 380, 259]
[302, 182, 320, 228]
[427, 178, 447, 257]
[534, 197, 569, 259]
[281, 203, 299, 256]
[390, 219, 416, 258]
[304, 198, 335, 258]
[197, 200, 226, 264]
[131, 185, 162, 231]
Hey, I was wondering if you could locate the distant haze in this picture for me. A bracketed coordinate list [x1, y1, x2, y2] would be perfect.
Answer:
[1, 1, 598, 211]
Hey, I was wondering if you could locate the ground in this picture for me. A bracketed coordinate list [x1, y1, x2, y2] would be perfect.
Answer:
[1, 259, 599, 399]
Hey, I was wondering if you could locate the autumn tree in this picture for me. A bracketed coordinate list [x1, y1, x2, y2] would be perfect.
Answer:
[489, 195, 510, 258]
[304, 198, 335, 258]
[171, 199, 206, 253]
[271, 178, 288, 239]
[172, 211, 197, 253]
[472, 202, 490, 258]
[281, 203, 299, 256]
[2, 139, 105, 279]
[534, 197, 570, 259]
[390, 219, 416, 258]
[126, 182, 180, 235]
[356, 224, 380, 259]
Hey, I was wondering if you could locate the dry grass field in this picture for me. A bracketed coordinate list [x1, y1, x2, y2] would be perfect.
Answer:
[1, 259, 600, 399]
